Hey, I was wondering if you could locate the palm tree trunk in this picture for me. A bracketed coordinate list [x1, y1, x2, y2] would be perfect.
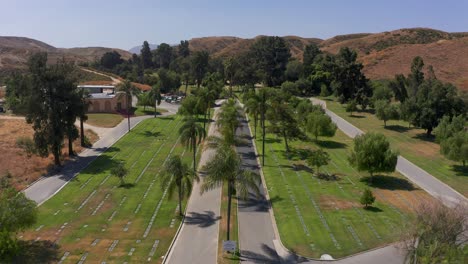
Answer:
[68, 132, 74, 156]
[227, 181, 232, 241]
[127, 95, 131, 132]
[53, 146, 61, 166]
[154, 101, 157, 118]
[283, 131, 289, 153]
[80, 117, 85, 147]
[193, 140, 197, 172]
[179, 186, 183, 217]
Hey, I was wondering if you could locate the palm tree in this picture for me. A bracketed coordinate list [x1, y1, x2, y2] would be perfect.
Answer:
[148, 85, 162, 118]
[217, 99, 240, 145]
[244, 96, 261, 139]
[78, 89, 91, 147]
[201, 144, 261, 240]
[117, 80, 140, 132]
[179, 117, 206, 172]
[160, 155, 200, 216]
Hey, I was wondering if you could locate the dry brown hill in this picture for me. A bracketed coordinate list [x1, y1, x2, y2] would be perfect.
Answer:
[0, 36, 132, 73]
[188, 35, 322, 60]
[319, 28, 468, 90]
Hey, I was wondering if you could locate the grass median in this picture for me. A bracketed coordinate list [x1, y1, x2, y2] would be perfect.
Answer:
[253, 121, 430, 258]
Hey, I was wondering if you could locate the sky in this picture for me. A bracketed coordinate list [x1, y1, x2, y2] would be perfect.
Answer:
[1, 0, 467, 50]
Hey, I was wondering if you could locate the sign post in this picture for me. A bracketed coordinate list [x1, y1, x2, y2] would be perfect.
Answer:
[222, 240, 237, 252]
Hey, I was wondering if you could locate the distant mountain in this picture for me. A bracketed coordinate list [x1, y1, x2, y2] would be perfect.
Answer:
[128, 43, 159, 54]
[2, 28, 468, 91]
[0, 36, 132, 74]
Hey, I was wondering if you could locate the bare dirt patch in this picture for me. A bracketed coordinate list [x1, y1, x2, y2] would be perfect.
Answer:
[0, 119, 98, 189]
[319, 195, 359, 210]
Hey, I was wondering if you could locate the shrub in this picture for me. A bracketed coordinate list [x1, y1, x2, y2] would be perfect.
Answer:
[360, 188, 376, 208]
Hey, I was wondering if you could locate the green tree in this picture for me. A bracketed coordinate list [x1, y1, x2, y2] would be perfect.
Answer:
[137, 92, 152, 111]
[346, 99, 358, 116]
[25, 53, 78, 166]
[217, 99, 240, 145]
[360, 188, 375, 209]
[407, 56, 425, 96]
[303, 43, 322, 76]
[372, 84, 393, 102]
[374, 100, 400, 127]
[349, 133, 398, 179]
[250, 36, 291, 86]
[178, 40, 190, 58]
[191, 51, 210, 88]
[179, 117, 207, 171]
[434, 115, 466, 143]
[178, 95, 201, 117]
[160, 155, 199, 216]
[141, 41, 153, 69]
[78, 89, 91, 147]
[200, 145, 260, 240]
[244, 96, 261, 138]
[306, 149, 330, 174]
[0, 176, 37, 260]
[117, 80, 140, 132]
[154, 43, 173, 69]
[267, 100, 302, 152]
[224, 57, 239, 97]
[388, 74, 409, 102]
[111, 162, 128, 186]
[148, 85, 162, 117]
[281, 81, 299, 96]
[440, 131, 468, 167]
[100, 51, 123, 69]
[332, 47, 370, 103]
[285, 60, 303, 81]
[306, 111, 337, 141]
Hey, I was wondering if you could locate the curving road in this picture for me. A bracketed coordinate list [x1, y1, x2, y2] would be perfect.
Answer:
[310, 98, 467, 208]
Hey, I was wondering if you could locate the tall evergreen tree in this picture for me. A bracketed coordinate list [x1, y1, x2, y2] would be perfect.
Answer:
[141, 41, 153, 69]
[191, 51, 210, 88]
[178, 40, 190, 58]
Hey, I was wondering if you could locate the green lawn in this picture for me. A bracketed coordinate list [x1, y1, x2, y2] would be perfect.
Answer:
[252, 120, 427, 258]
[86, 113, 124, 128]
[134, 106, 168, 117]
[322, 97, 468, 197]
[19, 115, 202, 263]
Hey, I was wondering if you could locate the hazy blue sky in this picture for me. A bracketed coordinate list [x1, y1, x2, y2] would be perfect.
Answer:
[1, 0, 467, 50]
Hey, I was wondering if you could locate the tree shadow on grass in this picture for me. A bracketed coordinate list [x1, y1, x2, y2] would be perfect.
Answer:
[316, 140, 347, 149]
[349, 115, 366, 119]
[364, 206, 383, 213]
[282, 148, 312, 161]
[263, 138, 281, 144]
[142, 131, 161, 138]
[12, 240, 60, 264]
[453, 165, 468, 177]
[118, 183, 135, 189]
[412, 133, 435, 143]
[385, 125, 411, 133]
[360, 175, 415, 191]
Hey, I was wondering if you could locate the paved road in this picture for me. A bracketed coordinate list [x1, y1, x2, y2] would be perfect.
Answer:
[310, 98, 468, 208]
[24, 115, 153, 205]
[235, 107, 281, 264]
[164, 101, 224, 264]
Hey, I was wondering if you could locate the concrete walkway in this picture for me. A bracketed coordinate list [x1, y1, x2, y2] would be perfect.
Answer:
[23, 114, 163, 205]
[310, 98, 467, 208]
[164, 100, 224, 264]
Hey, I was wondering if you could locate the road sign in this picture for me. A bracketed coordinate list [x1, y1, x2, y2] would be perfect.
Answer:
[222, 240, 237, 252]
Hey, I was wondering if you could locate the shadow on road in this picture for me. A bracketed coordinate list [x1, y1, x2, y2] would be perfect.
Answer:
[240, 243, 281, 263]
[184, 211, 221, 227]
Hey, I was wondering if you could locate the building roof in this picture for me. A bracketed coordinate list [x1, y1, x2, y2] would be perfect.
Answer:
[89, 93, 117, 99]
[78, 85, 116, 89]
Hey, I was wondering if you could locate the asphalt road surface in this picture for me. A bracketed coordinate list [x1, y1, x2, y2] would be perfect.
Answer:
[235, 107, 281, 264]
[164, 101, 224, 264]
